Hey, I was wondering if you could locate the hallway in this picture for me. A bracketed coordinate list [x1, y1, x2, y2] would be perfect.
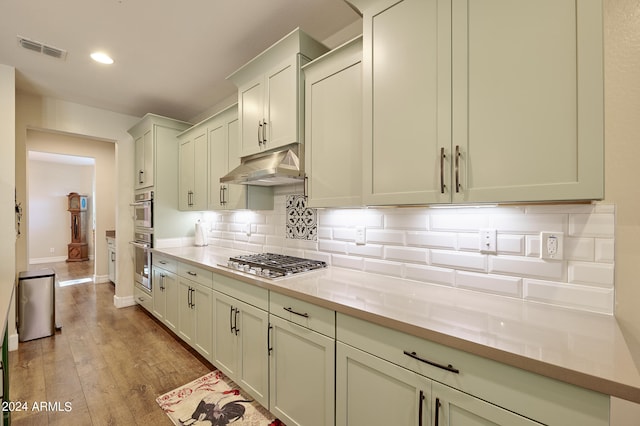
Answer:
[10, 262, 211, 425]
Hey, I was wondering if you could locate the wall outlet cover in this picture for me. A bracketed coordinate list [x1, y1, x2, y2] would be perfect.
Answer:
[540, 231, 564, 260]
[355, 226, 366, 245]
[479, 228, 497, 253]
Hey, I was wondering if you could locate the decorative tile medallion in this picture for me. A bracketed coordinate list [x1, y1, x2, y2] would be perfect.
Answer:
[286, 194, 317, 241]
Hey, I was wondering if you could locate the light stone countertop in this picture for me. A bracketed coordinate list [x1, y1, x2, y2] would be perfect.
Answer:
[153, 245, 640, 404]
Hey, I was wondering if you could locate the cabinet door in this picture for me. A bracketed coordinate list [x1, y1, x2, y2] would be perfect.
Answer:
[212, 291, 239, 378]
[336, 342, 430, 426]
[178, 278, 195, 345]
[362, 0, 451, 205]
[134, 129, 153, 189]
[264, 56, 299, 152]
[305, 38, 362, 208]
[224, 117, 251, 210]
[178, 137, 194, 210]
[237, 301, 269, 408]
[208, 120, 228, 210]
[163, 272, 179, 333]
[269, 315, 335, 426]
[151, 267, 166, 321]
[238, 75, 265, 157]
[193, 283, 213, 361]
[192, 132, 208, 210]
[432, 382, 541, 426]
[451, 0, 603, 203]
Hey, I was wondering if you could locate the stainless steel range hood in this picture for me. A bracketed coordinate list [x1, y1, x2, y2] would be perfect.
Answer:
[220, 144, 304, 186]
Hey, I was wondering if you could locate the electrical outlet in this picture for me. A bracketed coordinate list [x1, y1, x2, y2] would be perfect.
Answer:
[479, 229, 497, 253]
[49, 247, 55, 253]
[245, 223, 252, 237]
[540, 232, 564, 260]
[355, 226, 366, 245]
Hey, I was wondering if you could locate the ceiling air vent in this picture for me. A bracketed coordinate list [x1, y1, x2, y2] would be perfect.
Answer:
[17, 36, 68, 60]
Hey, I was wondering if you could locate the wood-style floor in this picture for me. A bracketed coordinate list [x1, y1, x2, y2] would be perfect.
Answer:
[9, 260, 212, 425]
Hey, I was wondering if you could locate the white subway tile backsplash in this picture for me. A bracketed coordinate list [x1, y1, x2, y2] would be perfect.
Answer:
[385, 246, 428, 264]
[384, 212, 428, 230]
[489, 256, 565, 280]
[364, 258, 403, 277]
[569, 214, 615, 238]
[564, 237, 594, 261]
[331, 254, 364, 270]
[366, 229, 405, 245]
[595, 239, 614, 263]
[406, 231, 456, 249]
[431, 250, 487, 272]
[205, 196, 615, 314]
[497, 235, 525, 255]
[404, 264, 455, 285]
[347, 243, 384, 258]
[455, 271, 522, 298]
[524, 279, 614, 314]
[489, 214, 566, 234]
[568, 262, 614, 288]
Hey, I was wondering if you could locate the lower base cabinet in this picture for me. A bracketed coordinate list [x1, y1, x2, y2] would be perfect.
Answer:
[268, 314, 335, 426]
[178, 277, 213, 361]
[212, 290, 269, 408]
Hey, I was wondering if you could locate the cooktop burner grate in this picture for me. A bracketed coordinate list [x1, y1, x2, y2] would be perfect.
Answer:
[226, 253, 327, 279]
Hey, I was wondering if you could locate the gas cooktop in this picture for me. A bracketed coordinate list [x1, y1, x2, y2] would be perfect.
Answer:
[224, 253, 327, 279]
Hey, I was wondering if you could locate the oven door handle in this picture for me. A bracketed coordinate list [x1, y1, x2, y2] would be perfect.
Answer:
[129, 241, 150, 249]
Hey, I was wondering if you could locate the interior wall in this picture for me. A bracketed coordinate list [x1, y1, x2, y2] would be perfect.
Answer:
[28, 160, 94, 263]
[26, 131, 113, 281]
[15, 93, 139, 305]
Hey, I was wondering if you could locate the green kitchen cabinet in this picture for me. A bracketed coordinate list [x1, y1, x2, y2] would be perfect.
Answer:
[227, 28, 328, 157]
[212, 273, 269, 408]
[207, 105, 273, 210]
[268, 292, 335, 426]
[353, 0, 603, 205]
[177, 263, 213, 361]
[152, 255, 178, 333]
[303, 36, 363, 208]
[178, 126, 208, 211]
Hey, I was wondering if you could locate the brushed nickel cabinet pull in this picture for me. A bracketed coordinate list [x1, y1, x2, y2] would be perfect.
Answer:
[138, 170, 144, 184]
[455, 145, 461, 193]
[230, 306, 236, 334]
[258, 121, 263, 146]
[262, 120, 267, 145]
[284, 306, 309, 318]
[418, 390, 425, 426]
[440, 147, 446, 194]
[403, 350, 459, 374]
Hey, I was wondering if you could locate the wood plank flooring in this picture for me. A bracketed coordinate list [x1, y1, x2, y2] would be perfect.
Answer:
[9, 261, 212, 425]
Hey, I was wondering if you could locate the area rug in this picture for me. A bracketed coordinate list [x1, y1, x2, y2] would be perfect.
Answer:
[156, 370, 283, 426]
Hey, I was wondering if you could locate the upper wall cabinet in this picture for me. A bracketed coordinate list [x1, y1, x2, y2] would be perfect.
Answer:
[303, 36, 363, 208]
[178, 125, 208, 211]
[227, 28, 329, 158]
[130, 114, 191, 191]
[352, 0, 604, 205]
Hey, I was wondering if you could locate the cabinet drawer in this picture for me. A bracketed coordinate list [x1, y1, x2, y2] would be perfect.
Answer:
[153, 254, 177, 273]
[270, 291, 335, 338]
[336, 313, 608, 426]
[134, 284, 152, 312]
[178, 262, 213, 288]
[212, 273, 268, 311]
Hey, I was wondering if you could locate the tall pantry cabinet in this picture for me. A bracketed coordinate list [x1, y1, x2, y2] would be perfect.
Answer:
[353, 0, 604, 205]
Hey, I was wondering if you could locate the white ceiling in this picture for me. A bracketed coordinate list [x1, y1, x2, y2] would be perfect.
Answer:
[0, 0, 361, 122]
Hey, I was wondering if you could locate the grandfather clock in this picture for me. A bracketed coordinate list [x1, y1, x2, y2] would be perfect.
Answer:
[67, 192, 89, 262]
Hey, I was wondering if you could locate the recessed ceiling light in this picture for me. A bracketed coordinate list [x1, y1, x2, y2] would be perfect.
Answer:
[90, 52, 114, 65]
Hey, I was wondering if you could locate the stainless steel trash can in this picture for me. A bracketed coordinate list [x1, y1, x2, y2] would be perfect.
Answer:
[18, 269, 56, 342]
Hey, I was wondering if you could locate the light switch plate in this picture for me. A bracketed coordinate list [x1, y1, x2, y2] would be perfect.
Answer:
[355, 226, 366, 245]
[540, 232, 564, 260]
[479, 228, 497, 253]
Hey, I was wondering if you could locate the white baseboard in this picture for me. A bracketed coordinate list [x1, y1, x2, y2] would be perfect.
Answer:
[30, 256, 67, 264]
[94, 274, 110, 283]
[113, 294, 135, 308]
[8, 333, 19, 351]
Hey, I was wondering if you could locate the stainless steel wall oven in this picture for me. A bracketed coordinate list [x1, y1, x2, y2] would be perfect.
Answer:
[130, 230, 152, 293]
[131, 190, 153, 230]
